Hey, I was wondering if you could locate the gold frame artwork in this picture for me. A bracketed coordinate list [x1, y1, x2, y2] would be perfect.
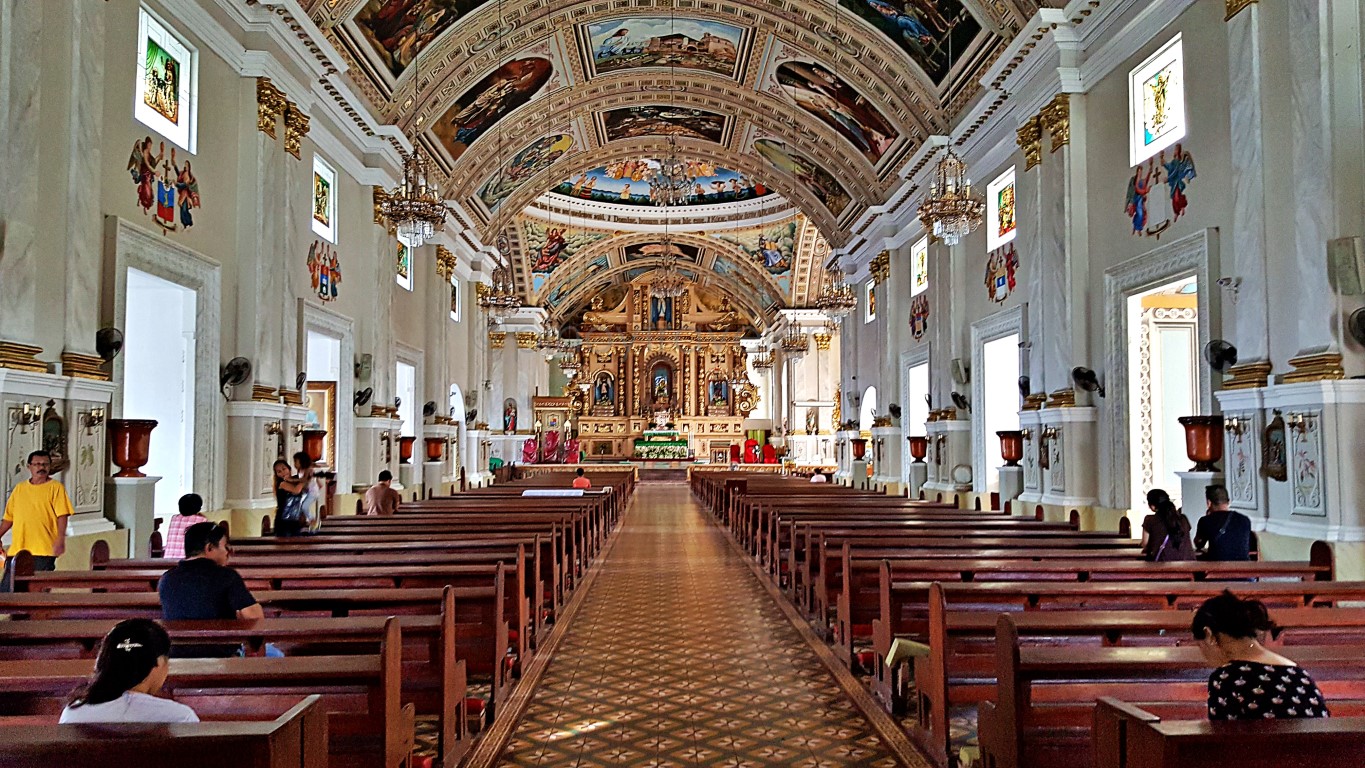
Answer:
[305, 380, 337, 468]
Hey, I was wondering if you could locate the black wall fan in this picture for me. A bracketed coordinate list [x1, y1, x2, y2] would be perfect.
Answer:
[1203, 339, 1239, 372]
[950, 391, 971, 412]
[354, 387, 373, 408]
[1072, 366, 1105, 398]
[219, 357, 252, 398]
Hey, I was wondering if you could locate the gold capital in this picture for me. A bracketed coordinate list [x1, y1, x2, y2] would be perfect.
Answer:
[515, 331, 538, 349]
[283, 102, 310, 160]
[488, 331, 506, 349]
[1040, 93, 1071, 152]
[435, 245, 457, 280]
[1225, 0, 1257, 21]
[1016, 116, 1043, 171]
[255, 78, 287, 139]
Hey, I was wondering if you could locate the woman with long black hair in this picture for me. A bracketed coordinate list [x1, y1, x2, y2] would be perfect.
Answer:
[60, 619, 198, 723]
[1139, 488, 1195, 561]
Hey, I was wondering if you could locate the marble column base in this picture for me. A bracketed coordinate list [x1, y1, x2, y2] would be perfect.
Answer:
[422, 461, 445, 499]
[106, 475, 160, 558]
[67, 510, 115, 536]
[398, 463, 419, 493]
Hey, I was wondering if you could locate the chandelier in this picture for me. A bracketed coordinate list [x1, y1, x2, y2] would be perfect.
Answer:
[649, 242, 689, 300]
[780, 325, 808, 356]
[815, 261, 857, 321]
[378, 152, 453, 248]
[752, 352, 774, 371]
[917, 147, 984, 247]
[646, 136, 697, 207]
[478, 259, 521, 319]
[557, 347, 582, 378]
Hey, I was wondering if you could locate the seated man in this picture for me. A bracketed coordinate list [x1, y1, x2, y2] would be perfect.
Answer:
[363, 470, 401, 516]
[1193, 484, 1252, 561]
[572, 467, 592, 490]
[158, 522, 263, 657]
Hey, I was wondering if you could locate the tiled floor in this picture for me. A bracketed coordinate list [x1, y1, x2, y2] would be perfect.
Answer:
[494, 482, 912, 767]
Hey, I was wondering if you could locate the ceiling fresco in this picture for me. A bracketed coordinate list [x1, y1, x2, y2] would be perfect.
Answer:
[551, 161, 774, 208]
[305, 0, 1044, 309]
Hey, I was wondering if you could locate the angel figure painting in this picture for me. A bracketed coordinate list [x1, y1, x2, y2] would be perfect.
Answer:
[353, 0, 476, 78]
[431, 57, 554, 162]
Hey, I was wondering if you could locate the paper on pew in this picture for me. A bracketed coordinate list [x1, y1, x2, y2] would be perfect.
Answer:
[885, 638, 931, 668]
[521, 489, 586, 497]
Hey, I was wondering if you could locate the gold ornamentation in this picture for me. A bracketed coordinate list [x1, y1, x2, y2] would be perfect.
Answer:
[1226, 0, 1257, 21]
[60, 352, 109, 381]
[372, 187, 394, 230]
[435, 245, 456, 280]
[1040, 94, 1071, 152]
[515, 331, 538, 349]
[1222, 361, 1273, 390]
[283, 102, 310, 160]
[0, 342, 46, 373]
[1046, 388, 1077, 408]
[255, 78, 287, 138]
[833, 384, 842, 426]
[1021, 392, 1048, 411]
[251, 384, 280, 403]
[870, 252, 891, 286]
[813, 332, 832, 351]
[1016, 116, 1043, 171]
[1283, 353, 1345, 384]
[488, 332, 506, 349]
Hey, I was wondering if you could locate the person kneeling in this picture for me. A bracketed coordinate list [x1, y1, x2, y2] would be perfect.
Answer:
[60, 618, 198, 723]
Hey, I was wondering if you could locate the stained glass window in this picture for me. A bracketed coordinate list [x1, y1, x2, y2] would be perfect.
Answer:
[1129, 35, 1186, 166]
[311, 155, 336, 243]
[986, 167, 1017, 251]
[135, 6, 197, 153]
[396, 242, 412, 291]
[910, 236, 929, 297]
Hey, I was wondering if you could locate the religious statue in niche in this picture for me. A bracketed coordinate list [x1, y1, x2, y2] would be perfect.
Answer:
[984, 244, 1019, 304]
[306, 241, 342, 302]
[651, 363, 672, 404]
[649, 295, 674, 328]
[708, 378, 729, 407]
[1125, 144, 1196, 239]
[806, 407, 818, 435]
[503, 398, 518, 434]
[593, 372, 614, 407]
[909, 294, 930, 340]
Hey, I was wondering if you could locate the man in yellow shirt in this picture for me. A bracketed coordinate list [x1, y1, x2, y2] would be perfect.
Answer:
[0, 450, 73, 592]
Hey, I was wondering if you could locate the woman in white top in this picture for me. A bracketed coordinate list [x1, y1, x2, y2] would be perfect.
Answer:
[60, 618, 199, 724]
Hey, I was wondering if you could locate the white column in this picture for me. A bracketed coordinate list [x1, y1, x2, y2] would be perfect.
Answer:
[59, 0, 106, 364]
[0, 0, 44, 355]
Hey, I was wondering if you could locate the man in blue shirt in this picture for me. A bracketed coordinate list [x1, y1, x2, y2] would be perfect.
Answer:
[1193, 485, 1252, 561]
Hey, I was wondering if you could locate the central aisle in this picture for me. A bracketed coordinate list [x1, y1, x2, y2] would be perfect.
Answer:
[495, 482, 908, 767]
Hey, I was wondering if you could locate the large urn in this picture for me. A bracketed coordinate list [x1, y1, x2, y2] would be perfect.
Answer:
[399, 436, 416, 464]
[301, 429, 327, 463]
[907, 435, 928, 463]
[851, 437, 868, 461]
[425, 437, 446, 462]
[109, 419, 158, 478]
[1177, 416, 1225, 472]
[997, 430, 1024, 467]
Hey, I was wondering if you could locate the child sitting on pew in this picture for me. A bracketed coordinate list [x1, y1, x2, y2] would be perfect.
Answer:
[60, 619, 199, 724]
[1193, 590, 1329, 721]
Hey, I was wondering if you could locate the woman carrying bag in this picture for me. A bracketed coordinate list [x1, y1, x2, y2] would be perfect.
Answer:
[1139, 488, 1196, 562]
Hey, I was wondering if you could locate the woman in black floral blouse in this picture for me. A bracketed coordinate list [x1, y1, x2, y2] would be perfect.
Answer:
[1192, 590, 1329, 721]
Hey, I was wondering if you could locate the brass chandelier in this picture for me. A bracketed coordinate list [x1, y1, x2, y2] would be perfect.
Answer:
[917, 147, 983, 247]
[646, 136, 697, 208]
[378, 152, 454, 248]
[478, 259, 521, 319]
[780, 325, 808, 356]
[649, 238, 689, 300]
[814, 259, 857, 321]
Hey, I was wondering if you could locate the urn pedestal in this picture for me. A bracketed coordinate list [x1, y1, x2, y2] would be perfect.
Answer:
[398, 436, 416, 465]
[851, 438, 868, 460]
[424, 437, 446, 462]
[997, 430, 1024, 467]
[301, 429, 327, 464]
[1178, 416, 1225, 472]
[108, 419, 157, 478]
[907, 436, 928, 462]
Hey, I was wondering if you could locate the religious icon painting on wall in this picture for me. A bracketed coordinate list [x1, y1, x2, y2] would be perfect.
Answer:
[396, 242, 412, 286]
[600, 106, 727, 143]
[143, 37, 181, 123]
[127, 136, 199, 233]
[909, 293, 930, 340]
[752, 138, 852, 216]
[1142, 63, 1179, 150]
[996, 182, 1016, 241]
[984, 244, 1018, 304]
[313, 172, 332, 229]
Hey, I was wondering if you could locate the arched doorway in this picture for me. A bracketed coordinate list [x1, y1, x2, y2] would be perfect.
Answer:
[859, 386, 878, 433]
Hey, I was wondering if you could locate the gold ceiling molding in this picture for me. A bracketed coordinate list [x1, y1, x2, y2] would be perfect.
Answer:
[1040, 93, 1071, 152]
[1225, 0, 1258, 21]
[1016, 116, 1043, 171]
[544, 260, 772, 328]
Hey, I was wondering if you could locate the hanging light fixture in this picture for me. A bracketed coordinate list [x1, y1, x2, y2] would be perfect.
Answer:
[377, 151, 453, 248]
[478, 254, 521, 320]
[917, 146, 984, 247]
[646, 136, 697, 207]
[814, 258, 857, 321]
[557, 346, 582, 378]
[650, 240, 689, 300]
[780, 324, 808, 357]
[752, 349, 774, 371]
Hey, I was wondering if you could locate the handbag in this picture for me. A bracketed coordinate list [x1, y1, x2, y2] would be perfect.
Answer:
[1152, 534, 1171, 562]
[279, 492, 306, 524]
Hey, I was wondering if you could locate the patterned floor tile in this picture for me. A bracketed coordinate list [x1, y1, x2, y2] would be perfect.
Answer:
[492, 483, 915, 767]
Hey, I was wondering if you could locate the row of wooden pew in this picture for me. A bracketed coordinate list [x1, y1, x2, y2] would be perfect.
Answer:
[0, 468, 633, 768]
[691, 471, 1365, 768]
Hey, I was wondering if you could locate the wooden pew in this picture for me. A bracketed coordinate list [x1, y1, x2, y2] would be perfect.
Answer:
[0, 583, 513, 718]
[0, 598, 468, 766]
[1093, 697, 1365, 768]
[978, 614, 1365, 768]
[0, 619, 412, 768]
[0, 694, 329, 768]
[911, 593, 1365, 765]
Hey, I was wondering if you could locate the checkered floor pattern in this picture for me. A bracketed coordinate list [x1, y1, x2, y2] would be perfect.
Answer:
[493, 483, 910, 767]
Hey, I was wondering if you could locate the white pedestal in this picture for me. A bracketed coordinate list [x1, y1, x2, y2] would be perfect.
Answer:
[224, 401, 290, 510]
[1040, 407, 1100, 508]
[353, 416, 402, 493]
[1175, 470, 1223, 516]
[398, 463, 419, 493]
[851, 460, 869, 490]
[907, 462, 928, 499]
[1018, 409, 1044, 506]
[872, 426, 903, 493]
[67, 511, 115, 536]
[999, 466, 1024, 509]
[422, 461, 444, 499]
[106, 475, 160, 558]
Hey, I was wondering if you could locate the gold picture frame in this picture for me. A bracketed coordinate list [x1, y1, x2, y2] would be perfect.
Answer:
[304, 380, 337, 468]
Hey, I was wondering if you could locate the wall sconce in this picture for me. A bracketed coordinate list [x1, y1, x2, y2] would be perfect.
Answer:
[1041, 426, 1060, 440]
[1019, 428, 1033, 440]
[292, 423, 306, 437]
[12, 402, 40, 433]
[83, 407, 106, 435]
[264, 421, 282, 436]
[1224, 415, 1250, 437]
[1285, 411, 1317, 434]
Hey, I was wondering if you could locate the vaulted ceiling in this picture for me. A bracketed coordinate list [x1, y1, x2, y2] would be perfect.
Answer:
[302, 0, 1045, 325]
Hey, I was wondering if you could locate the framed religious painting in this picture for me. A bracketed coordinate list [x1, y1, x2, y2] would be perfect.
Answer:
[1129, 34, 1186, 166]
[135, 6, 197, 152]
[986, 167, 1017, 251]
[312, 155, 337, 243]
[1261, 411, 1288, 482]
[304, 381, 337, 469]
